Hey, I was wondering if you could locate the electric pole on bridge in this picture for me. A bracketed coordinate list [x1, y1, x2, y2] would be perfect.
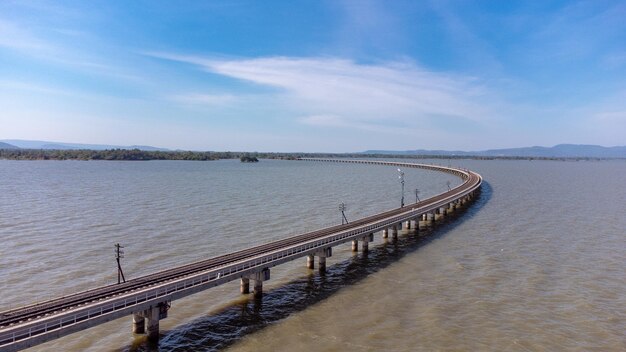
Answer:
[415, 188, 420, 203]
[339, 202, 349, 224]
[446, 180, 451, 191]
[398, 169, 405, 207]
[115, 243, 126, 284]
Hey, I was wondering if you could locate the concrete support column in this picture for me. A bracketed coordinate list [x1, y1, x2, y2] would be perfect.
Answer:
[253, 269, 270, 298]
[253, 280, 263, 298]
[426, 212, 434, 226]
[382, 228, 388, 239]
[392, 224, 398, 240]
[352, 239, 359, 252]
[419, 214, 427, 229]
[132, 313, 145, 334]
[319, 256, 326, 273]
[240, 277, 250, 294]
[307, 254, 315, 269]
[434, 208, 443, 221]
[404, 220, 411, 229]
[410, 219, 418, 233]
[361, 235, 369, 252]
[315, 248, 331, 273]
[145, 306, 160, 341]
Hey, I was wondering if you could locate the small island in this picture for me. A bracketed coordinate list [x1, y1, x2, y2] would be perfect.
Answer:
[240, 155, 259, 163]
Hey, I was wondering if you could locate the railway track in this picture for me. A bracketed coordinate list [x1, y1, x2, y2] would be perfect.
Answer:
[0, 159, 481, 332]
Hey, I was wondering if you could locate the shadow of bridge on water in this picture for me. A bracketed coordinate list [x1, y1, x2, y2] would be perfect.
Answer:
[123, 182, 492, 352]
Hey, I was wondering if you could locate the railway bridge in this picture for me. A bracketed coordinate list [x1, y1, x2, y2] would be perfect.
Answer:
[0, 158, 482, 351]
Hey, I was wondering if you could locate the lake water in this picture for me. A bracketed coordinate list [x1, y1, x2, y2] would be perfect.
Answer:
[1, 159, 624, 351]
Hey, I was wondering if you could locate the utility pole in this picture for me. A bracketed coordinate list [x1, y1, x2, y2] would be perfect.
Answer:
[115, 243, 126, 284]
[339, 202, 349, 224]
[446, 180, 451, 191]
[398, 169, 405, 207]
[415, 188, 420, 203]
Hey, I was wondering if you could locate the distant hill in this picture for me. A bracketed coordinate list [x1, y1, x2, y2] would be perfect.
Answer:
[1, 139, 169, 151]
[0, 142, 19, 149]
[363, 144, 626, 158]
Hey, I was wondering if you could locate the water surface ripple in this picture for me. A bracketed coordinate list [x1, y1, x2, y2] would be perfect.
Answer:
[1, 159, 624, 351]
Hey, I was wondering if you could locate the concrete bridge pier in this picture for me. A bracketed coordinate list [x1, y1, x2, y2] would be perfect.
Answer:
[382, 228, 388, 239]
[404, 220, 412, 230]
[240, 277, 250, 294]
[240, 269, 270, 298]
[145, 305, 160, 341]
[352, 239, 359, 252]
[408, 219, 418, 233]
[254, 280, 263, 298]
[132, 313, 145, 334]
[252, 269, 270, 298]
[318, 256, 326, 272]
[307, 248, 332, 272]
[391, 224, 398, 241]
[317, 247, 332, 273]
[426, 212, 435, 226]
[361, 233, 373, 252]
[419, 214, 428, 229]
[435, 208, 445, 221]
[133, 302, 169, 341]
[307, 254, 315, 269]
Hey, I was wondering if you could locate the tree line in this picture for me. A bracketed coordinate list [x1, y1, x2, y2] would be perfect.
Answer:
[0, 148, 616, 161]
[0, 149, 300, 161]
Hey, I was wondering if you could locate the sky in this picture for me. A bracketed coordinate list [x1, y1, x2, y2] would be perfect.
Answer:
[1, 0, 625, 152]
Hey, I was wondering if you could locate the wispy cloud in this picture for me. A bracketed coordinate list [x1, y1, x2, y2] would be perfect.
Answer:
[0, 19, 51, 51]
[0, 80, 77, 96]
[170, 93, 238, 106]
[299, 114, 349, 128]
[150, 54, 497, 132]
[0, 15, 145, 84]
[521, 2, 626, 63]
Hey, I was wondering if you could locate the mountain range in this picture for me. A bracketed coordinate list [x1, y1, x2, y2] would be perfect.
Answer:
[1, 140, 625, 158]
[362, 144, 626, 158]
[0, 140, 169, 151]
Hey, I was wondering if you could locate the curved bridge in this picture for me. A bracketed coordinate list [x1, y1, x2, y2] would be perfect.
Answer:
[0, 159, 482, 351]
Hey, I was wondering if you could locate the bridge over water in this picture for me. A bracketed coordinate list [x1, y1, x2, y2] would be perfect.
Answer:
[0, 158, 482, 351]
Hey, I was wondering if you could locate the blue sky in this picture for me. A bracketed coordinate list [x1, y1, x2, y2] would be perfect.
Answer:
[1, 0, 625, 152]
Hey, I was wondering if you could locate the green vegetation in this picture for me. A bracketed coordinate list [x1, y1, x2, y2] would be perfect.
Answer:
[0, 149, 297, 161]
[0, 148, 620, 162]
[240, 155, 259, 162]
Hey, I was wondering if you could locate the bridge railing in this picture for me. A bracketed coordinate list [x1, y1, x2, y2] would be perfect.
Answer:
[0, 160, 481, 349]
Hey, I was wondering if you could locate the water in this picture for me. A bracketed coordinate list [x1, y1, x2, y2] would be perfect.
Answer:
[1, 159, 625, 351]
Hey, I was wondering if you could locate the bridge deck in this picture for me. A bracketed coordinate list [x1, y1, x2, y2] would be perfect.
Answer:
[0, 158, 482, 351]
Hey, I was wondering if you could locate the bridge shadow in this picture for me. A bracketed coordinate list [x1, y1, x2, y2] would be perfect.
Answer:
[124, 183, 492, 352]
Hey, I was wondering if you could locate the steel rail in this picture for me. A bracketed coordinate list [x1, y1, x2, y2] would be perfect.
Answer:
[1, 159, 479, 326]
[0, 159, 482, 349]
